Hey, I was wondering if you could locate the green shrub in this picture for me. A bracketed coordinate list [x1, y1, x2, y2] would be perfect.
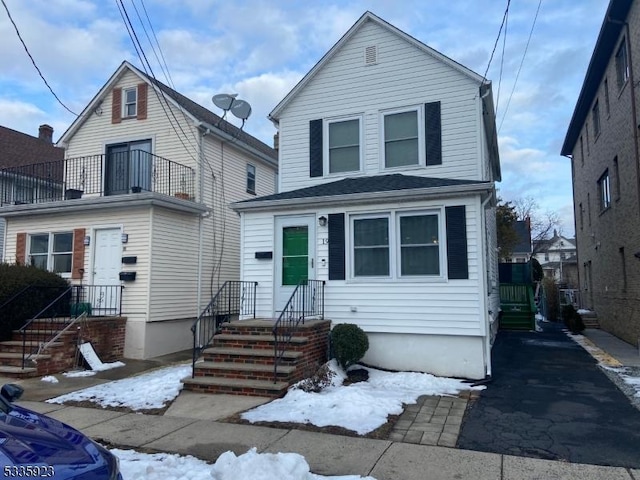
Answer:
[330, 323, 369, 369]
[562, 304, 585, 334]
[0, 264, 69, 341]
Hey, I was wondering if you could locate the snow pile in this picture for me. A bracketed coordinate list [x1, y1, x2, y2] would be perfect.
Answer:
[47, 364, 191, 410]
[242, 360, 482, 435]
[41, 376, 58, 383]
[113, 447, 376, 480]
[603, 366, 640, 398]
[63, 370, 97, 378]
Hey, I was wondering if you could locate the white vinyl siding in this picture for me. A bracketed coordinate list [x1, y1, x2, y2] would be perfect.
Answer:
[277, 20, 481, 192]
[240, 195, 484, 335]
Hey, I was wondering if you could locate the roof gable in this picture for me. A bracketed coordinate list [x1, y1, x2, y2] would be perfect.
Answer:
[269, 11, 485, 122]
[58, 61, 276, 164]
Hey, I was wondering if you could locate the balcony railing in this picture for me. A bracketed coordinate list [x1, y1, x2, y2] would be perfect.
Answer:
[0, 151, 195, 206]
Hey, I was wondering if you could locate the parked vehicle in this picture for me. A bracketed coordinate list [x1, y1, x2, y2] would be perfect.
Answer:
[0, 383, 122, 479]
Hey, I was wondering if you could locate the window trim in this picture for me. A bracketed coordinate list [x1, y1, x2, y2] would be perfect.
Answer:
[246, 163, 256, 195]
[323, 115, 363, 176]
[123, 87, 137, 118]
[380, 105, 425, 171]
[348, 208, 445, 282]
[28, 232, 73, 278]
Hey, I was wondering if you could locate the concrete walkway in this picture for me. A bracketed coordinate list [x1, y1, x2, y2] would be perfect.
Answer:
[3, 331, 640, 479]
[14, 397, 639, 480]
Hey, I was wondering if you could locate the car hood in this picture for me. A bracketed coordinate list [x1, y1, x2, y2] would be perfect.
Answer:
[0, 404, 106, 471]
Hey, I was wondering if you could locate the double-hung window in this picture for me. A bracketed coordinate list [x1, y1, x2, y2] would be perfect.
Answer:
[124, 87, 137, 117]
[353, 216, 390, 277]
[398, 213, 440, 276]
[326, 117, 361, 174]
[247, 164, 256, 194]
[383, 108, 421, 168]
[351, 210, 442, 279]
[29, 232, 73, 276]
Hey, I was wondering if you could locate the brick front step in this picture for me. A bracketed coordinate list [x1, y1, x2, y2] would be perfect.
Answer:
[0, 340, 64, 354]
[181, 376, 289, 398]
[0, 352, 51, 368]
[213, 333, 307, 350]
[194, 361, 295, 381]
[202, 347, 302, 364]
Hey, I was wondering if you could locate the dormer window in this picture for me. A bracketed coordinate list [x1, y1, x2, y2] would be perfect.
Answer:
[124, 87, 137, 117]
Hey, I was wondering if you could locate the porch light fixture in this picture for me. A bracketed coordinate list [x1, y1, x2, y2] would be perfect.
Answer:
[83, 235, 91, 246]
[121, 233, 129, 244]
[318, 216, 327, 227]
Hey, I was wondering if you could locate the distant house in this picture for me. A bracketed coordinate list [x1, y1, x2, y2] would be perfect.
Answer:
[532, 231, 577, 287]
[561, 0, 640, 346]
[232, 12, 501, 380]
[0, 61, 277, 362]
[0, 124, 65, 261]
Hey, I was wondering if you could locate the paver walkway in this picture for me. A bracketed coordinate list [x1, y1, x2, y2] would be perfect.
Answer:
[457, 322, 640, 468]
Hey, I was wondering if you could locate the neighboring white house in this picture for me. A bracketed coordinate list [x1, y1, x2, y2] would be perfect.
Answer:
[232, 12, 501, 380]
[532, 230, 577, 284]
[0, 61, 278, 360]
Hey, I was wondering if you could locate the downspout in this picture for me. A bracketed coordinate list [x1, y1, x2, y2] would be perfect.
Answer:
[196, 126, 206, 314]
[480, 191, 494, 381]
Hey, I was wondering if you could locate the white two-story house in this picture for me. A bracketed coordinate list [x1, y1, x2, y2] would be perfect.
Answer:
[232, 12, 501, 380]
[0, 61, 277, 361]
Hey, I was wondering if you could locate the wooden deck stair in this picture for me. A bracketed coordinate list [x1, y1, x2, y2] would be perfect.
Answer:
[183, 318, 331, 398]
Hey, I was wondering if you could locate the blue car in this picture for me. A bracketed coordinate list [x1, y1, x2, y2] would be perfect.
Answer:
[0, 383, 123, 479]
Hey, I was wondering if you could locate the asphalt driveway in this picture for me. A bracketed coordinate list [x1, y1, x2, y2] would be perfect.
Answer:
[457, 322, 640, 468]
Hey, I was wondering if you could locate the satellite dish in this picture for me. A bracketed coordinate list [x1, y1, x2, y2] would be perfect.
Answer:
[212, 93, 237, 111]
[230, 100, 252, 120]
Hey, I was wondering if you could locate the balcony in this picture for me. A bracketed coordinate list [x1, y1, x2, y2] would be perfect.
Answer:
[0, 151, 195, 206]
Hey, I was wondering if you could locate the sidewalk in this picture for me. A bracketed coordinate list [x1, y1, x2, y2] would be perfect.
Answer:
[3, 337, 640, 479]
[14, 396, 639, 480]
[582, 328, 640, 367]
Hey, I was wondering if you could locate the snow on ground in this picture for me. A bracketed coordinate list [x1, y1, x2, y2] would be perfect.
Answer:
[63, 370, 98, 378]
[46, 364, 191, 410]
[40, 375, 58, 383]
[113, 447, 376, 480]
[242, 360, 483, 435]
[602, 366, 640, 398]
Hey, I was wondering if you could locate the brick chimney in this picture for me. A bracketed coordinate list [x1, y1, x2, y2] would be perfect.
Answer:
[38, 124, 54, 143]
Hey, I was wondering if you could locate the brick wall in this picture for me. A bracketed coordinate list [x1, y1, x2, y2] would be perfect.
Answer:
[570, 2, 640, 346]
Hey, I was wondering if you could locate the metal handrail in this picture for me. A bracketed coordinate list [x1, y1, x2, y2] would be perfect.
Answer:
[17, 285, 123, 368]
[0, 284, 34, 311]
[273, 279, 325, 383]
[191, 281, 257, 377]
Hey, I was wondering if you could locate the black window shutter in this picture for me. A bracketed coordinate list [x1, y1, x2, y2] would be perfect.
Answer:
[328, 213, 345, 280]
[309, 119, 323, 177]
[425, 101, 442, 166]
[446, 206, 468, 279]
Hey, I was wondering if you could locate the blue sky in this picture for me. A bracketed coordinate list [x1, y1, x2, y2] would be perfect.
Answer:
[0, 0, 611, 236]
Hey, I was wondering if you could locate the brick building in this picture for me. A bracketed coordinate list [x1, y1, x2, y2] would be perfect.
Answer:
[561, 0, 640, 347]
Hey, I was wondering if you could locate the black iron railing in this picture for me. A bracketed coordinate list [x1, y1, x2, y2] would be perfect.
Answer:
[273, 279, 325, 383]
[17, 285, 123, 368]
[191, 281, 257, 376]
[0, 151, 195, 206]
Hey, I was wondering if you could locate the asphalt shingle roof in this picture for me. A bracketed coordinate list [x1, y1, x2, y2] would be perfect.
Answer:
[0, 125, 65, 169]
[237, 174, 487, 203]
[138, 72, 277, 162]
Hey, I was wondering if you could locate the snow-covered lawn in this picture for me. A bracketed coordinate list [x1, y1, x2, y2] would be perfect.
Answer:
[242, 360, 483, 435]
[113, 447, 376, 480]
[46, 364, 192, 411]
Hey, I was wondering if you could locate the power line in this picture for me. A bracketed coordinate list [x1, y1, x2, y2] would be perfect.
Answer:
[139, 0, 174, 89]
[495, 7, 509, 117]
[499, 0, 542, 133]
[481, 0, 511, 85]
[1, 0, 78, 116]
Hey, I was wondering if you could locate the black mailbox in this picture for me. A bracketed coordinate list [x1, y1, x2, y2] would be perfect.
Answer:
[122, 256, 137, 264]
[119, 271, 136, 281]
[255, 251, 273, 259]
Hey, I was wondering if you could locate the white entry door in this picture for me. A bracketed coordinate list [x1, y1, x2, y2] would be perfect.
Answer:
[92, 228, 122, 314]
[274, 215, 315, 314]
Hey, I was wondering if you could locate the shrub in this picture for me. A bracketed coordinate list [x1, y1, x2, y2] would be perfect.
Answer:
[330, 323, 369, 369]
[0, 264, 69, 341]
[562, 304, 585, 334]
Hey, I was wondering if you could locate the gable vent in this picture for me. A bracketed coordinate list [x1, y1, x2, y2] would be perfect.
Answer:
[364, 45, 378, 65]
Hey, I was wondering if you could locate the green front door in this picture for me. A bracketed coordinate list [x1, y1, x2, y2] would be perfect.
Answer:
[282, 226, 309, 285]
